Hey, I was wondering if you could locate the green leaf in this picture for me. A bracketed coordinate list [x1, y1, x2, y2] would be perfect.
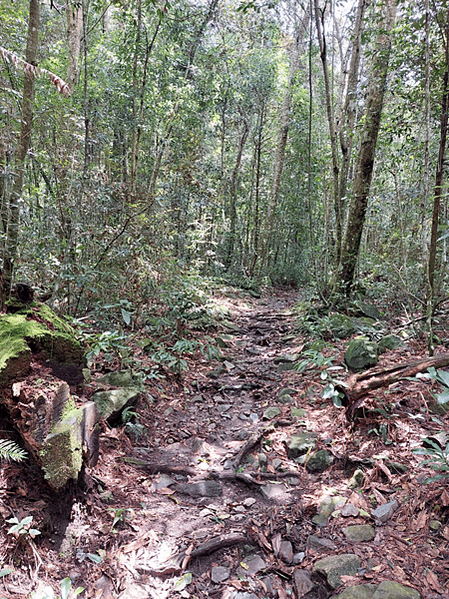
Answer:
[60, 577, 72, 599]
[321, 384, 336, 399]
[436, 369, 449, 388]
[0, 568, 13, 578]
[437, 390, 449, 404]
[121, 308, 131, 325]
[86, 553, 103, 564]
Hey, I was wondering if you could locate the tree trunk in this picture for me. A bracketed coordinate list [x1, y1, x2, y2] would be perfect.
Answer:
[426, 4, 449, 355]
[337, 0, 396, 296]
[66, 0, 83, 89]
[1, 0, 40, 310]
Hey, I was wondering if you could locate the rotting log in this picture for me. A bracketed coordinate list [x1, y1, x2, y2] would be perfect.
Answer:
[339, 352, 449, 421]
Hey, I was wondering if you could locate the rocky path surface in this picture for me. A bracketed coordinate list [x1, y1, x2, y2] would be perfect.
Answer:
[102, 292, 426, 599]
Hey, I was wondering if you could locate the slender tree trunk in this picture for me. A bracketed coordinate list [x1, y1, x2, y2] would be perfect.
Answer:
[66, 0, 83, 89]
[426, 4, 449, 355]
[226, 115, 249, 267]
[337, 0, 396, 296]
[1, 0, 40, 309]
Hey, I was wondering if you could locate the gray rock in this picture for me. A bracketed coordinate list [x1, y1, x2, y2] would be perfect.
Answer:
[293, 570, 315, 597]
[312, 495, 346, 527]
[293, 552, 305, 564]
[291, 407, 307, 418]
[211, 566, 230, 583]
[97, 370, 134, 387]
[279, 393, 293, 404]
[327, 313, 357, 339]
[263, 406, 281, 420]
[260, 482, 286, 500]
[237, 554, 266, 577]
[176, 480, 223, 497]
[334, 584, 378, 598]
[153, 474, 176, 489]
[274, 353, 300, 364]
[286, 432, 317, 459]
[372, 580, 421, 599]
[306, 449, 333, 472]
[92, 387, 141, 420]
[341, 503, 360, 517]
[312, 553, 361, 589]
[279, 387, 296, 398]
[278, 540, 293, 563]
[371, 499, 398, 523]
[345, 336, 378, 372]
[258, 452, 268, 467]
[378, 334, 402, 353]
[342, 524, 375, 542]
[355, 300, 382, 320]
[118, 583, 150, 599]
[308, 535, 337, 551]
[348, 468, 365, 489]
[233, 593, 259, 599]
[243, 497, 257, 507]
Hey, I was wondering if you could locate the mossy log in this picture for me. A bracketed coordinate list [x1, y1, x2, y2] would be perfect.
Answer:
[0, 302, 98, 489]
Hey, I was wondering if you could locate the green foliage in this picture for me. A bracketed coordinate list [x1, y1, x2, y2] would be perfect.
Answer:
[121, 407, 146, 442]
[29, 578, 83, 599]
[413, 438, 449, 484]
[7, 516, 40, 539]
[295, 350, 333, 373]
[426, 367, 449, 405]
[0, 440, 27, 463]
[108, 507, 135, 532]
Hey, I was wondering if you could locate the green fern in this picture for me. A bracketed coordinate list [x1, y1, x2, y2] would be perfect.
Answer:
[0, 440, 27, 463]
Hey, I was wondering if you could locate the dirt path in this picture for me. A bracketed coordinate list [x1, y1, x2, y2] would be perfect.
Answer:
[2, 289, 449, 598]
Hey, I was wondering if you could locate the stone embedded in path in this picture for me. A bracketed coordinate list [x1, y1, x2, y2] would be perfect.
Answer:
[348, 468, 365, 489]
[342, 524, 375, 542]
[312, 495, 346, 527]
[333, 584, 379, 598]
[293, 570, 315, 598]
[96, 370, 134, 387]
[175, 480, 223, 497]
[260, 482, 286, 500]
[262, 406, 281, 420]
[341, 503, 360, 517]
[308, 534, 337, 551]
[312, 553, 361, 589]
[327, 313, 356, 339]
[334, 581, 421, 599]
[211, 566, 230, 583]
[286, 432, 317, 459]
[306, 449, 333, 472]
[371, 499, 398, 523]
[237, 554, 267, 578]
[278, 540, 293, 563]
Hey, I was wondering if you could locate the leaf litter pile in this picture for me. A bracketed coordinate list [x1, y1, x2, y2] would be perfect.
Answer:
[1, 288, 449, 598]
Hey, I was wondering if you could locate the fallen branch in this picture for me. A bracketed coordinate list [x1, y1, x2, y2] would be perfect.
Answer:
[340, 352, 449, 420]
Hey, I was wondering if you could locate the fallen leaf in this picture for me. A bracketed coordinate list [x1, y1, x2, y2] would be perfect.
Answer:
[426, 569, 443, 593]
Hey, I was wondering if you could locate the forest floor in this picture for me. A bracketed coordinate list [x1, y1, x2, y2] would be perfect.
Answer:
[1, 287, 449, 599]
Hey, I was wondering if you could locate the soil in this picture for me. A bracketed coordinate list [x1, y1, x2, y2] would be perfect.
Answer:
[1, 288, 449, 598]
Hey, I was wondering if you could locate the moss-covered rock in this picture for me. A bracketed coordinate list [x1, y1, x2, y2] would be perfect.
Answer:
[0, 304, 85, 386]
[345, 336, 378, 372]
[327, 313, 356, 339]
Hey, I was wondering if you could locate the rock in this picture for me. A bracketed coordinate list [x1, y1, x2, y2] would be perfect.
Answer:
[371, 499, 398, 523]
[333, 584, 378, 598]
[279, 394, 293, 404]
[341, 503, 360, 518]
[312, 495, 346, 527]
[176, 480, 223, 497]
[348, 469, 365, 489]
[385, 461, 408, 474]
[355, 300, 382, 320]
[345, 336, 378, 372]
[312, 553, 361, 589]
[234, 593, 259, 599]
[291, 407, 307, 418]
[262, 406, 281, 420]
[243, 497, 256, 507]
[258, 452, 268, 468]
[237, 554, 266, 577]
[96, 370, 134, 387]
[279, 387, 296, 398]
[211, 566, 230, 583]
[293, 570, 315, 597]
[430, 520, 441, 531]
[286, 432, 317, 459]
[274, 353, 300, 364]
[92, 387, 141, 421]
[293, 552, 305, 564]
[260, 482, 286, 500]
[378, 334, 402, 353]
[372, 581, 421, 598]
[278, 540, 293, 563]
[306, 449, 333, 472]
[118, 583, 150, 598]
[153, 474, 176, 490]
[327, 313, 356, 339]
[308, 535, 337, 551]
[342, 524, 375, 542]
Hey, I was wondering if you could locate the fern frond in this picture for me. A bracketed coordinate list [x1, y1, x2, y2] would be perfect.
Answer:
[0, 440, 27, 463]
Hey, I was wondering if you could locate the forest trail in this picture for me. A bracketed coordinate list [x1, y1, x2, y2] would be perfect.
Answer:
[2, 289, 448, 599]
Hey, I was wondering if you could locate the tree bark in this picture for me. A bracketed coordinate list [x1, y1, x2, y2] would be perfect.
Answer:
[337, 0, 396, 296]
[1, 0, 40, 310]
[66, 0, 83, 89]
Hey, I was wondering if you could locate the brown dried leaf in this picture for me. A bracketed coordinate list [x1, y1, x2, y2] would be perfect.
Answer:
[426, 569, 443, 593]
[271, 533, 282, 556]
[414, 510, 428, 531]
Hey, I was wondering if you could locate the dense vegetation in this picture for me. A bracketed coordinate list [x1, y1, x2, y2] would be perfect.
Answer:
[0, 0, 447, 324]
